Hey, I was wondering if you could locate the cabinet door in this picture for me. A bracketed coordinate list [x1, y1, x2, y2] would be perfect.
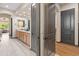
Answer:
[27, 33, 30, 46]
[19, 31, 21, 40]
[16, 31, 19, 38]
[20, 32, 23, 41]
[24, 33, 27, 44]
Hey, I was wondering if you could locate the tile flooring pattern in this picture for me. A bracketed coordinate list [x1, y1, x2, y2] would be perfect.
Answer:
[0, 33, 36, 56]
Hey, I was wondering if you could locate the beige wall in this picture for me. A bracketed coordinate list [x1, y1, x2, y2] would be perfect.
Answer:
[55, 11, 61, 42]
[75, 4, 78, 45]
[55, 3, 79, 46]
[40, 4, 45, 56]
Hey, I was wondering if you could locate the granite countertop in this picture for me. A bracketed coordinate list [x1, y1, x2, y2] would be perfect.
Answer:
[16, 29, 31, 33]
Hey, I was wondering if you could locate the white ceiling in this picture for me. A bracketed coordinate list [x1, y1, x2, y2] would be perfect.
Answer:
[15, 3, 31, 18]
[0, 3, 31, 18]
[0, 3, 23, 11]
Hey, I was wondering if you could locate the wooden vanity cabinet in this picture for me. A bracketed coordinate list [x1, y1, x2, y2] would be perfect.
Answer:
[16, 31, 19, 38]
[16, 30, 30, 46]
[26, 33, 30, 46]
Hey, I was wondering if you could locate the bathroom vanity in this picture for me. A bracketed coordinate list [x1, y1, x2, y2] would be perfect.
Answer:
[15, 18, 30, 46]
[16, 30, 30, 46]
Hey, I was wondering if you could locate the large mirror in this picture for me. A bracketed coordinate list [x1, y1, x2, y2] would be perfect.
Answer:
[18, 20, 25, 30]
[17, 19, 30, 31]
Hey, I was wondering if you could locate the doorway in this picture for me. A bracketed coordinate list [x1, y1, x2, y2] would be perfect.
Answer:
[61, 9, 75, 45]
[0, 14, 10, 40]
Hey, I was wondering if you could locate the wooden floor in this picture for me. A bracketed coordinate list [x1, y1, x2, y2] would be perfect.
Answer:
[56, 42, 79, 56]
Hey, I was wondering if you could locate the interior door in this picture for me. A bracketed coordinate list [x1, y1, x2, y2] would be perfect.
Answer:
[31, 4, 40, 56]
[61, 9, 75, 45]
[44, 4, 55, 56]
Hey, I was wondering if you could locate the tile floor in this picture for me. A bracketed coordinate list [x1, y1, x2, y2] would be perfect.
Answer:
[0, 33, 36, 56]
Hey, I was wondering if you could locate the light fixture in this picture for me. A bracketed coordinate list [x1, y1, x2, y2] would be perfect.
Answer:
[16, 12, 18, 14]
[32, 3, 36, 6]
[28, 8, 31, 10]
[24, 15, 26, 17]
[23, 11, 26, 14]
[5, 5, 9, 8]
[19, 14, 22, 16]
